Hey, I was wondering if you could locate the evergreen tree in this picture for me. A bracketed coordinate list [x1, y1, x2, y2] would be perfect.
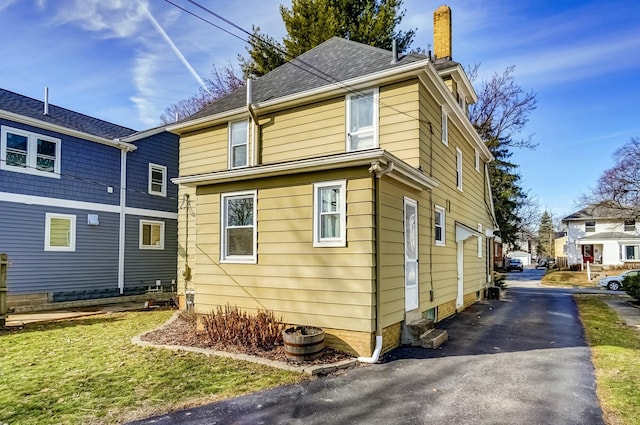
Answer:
[536, 211, 554, 258]
[240, 0, 415, 77]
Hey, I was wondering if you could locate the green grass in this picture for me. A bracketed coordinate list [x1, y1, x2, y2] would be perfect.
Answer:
[575, 297, 640, 425]
[0, 311, 304, 425]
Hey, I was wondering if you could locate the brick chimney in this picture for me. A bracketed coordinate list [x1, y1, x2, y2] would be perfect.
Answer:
[433, 5, 452, 59]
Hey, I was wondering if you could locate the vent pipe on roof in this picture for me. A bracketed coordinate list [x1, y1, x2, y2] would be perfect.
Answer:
[391, 39, 398, 64]
[43, 87, 49, 115]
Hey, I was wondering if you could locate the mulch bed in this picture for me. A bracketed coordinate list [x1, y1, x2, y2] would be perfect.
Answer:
[140, 312, 355, 367]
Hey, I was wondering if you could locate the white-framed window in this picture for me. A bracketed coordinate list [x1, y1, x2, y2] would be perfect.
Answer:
[434, 205, 445, 246]
[456, 147, 463, 191]
[474, 149, 480, 172]
[313, 180, 347, 247]
[621, 245, 640, 261]
[477, 223, 483, 258]
[346, 88, 378, 152]
[624, 220, 636, 232]
[1, 125, 61, 178]
[140, 220, 165, 250]
[221, 191, 257, 263]
[585, 221, 595, 233]
[45, 213, 76, 251]
[441, 107, 448, 145]
[228, 120, 249, 169]
[148, 163, 167, 197]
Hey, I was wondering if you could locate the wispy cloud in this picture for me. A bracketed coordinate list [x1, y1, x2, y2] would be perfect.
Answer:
[49, 0, 148, 38]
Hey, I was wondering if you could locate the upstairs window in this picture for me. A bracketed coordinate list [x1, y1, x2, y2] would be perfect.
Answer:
[148, 163, 167, 197]
[45, 213, 76, 251]
[441, 107, 448, 145]
[624, 220, 636, 232]
[313, 180, 346, 247]
[140, 220, 165, 249]
[346, 88, 378, 151]
[1, 125, 61, 178]
[229, 120, 248, 168]
[456, 147, 463, 191]
[585, 221, 596, 233]
[221, 191, 256, 263]
[435, 205, 445, 246]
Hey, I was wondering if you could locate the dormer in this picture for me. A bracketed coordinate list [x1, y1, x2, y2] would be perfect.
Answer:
[432, 5, 477, 115]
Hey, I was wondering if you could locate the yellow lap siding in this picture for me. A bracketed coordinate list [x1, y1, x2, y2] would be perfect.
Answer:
[180, 125, 228, 175]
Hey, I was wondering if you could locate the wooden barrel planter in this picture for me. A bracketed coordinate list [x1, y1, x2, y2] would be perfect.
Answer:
[282, 326, 325, 361]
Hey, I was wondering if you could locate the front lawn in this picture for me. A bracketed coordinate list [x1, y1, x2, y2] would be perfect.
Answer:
[0, 311, 304, 425]
[542, 270, 600, 288]
[575, 297, 640, 425]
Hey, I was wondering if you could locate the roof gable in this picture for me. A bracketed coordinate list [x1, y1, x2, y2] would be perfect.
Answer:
[187, 37, 428, 121]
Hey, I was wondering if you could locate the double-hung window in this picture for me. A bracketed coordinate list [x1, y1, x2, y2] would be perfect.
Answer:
[148, 163, 167, 196]
[622, 245, 640, 261]
[45, 213, 76, 251]
[434, 205, 445, 246]
[346, 88, 378, 152]
[585, 221, 596, 233]
[140, 220, 165, 250]
[313, 180, 346, 247]
[456, 147, 463, 191]
[441, 107, 448, 145]
[221, 191, 256, 262]
[229, 120, 249, 168]
[1, 125, 61, 178]
[624, 220, 636, 232]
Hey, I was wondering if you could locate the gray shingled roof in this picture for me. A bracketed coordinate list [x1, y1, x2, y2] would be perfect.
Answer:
[579, 232, 640, 241]
[562, 205, 632, 221]
[186, 37, 429, 122]
[0, 88, 136, 139]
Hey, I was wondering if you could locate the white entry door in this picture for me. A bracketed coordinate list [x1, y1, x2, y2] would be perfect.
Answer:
[404, 197, 419, 311]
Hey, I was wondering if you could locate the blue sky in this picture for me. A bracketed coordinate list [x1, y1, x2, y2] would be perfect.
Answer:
[1, 0, 639, 221]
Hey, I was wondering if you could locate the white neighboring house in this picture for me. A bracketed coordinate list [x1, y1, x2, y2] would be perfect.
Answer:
[562, 205, 640, 267]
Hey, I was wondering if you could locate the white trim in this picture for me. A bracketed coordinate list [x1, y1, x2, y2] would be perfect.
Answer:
[44, 212, 76, 252]
[118, 150, 127, 293]
[346, 88, 379, 152]
[1, 125, 61, 178]
[148, 163, 167, 197]
[435, 205, 446, 246]
[221, 190, 257, 263]
[0, 191, 178, 219]
[139, 219, 165, 250]
[474, 149, 480, 172]
[0, 109, 136, 151]
[477, 223, 483, 258]
[404, 196, 419, 312]
[456, 147, 463, 191]
[313, 180, 347, 247]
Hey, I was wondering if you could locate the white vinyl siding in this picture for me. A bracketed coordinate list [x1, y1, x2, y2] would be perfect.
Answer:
[221, 191, 257, 263]
[148, 163, 167, 197]
[313, 180, 347, 247]
[45, 213, 76, 251]
[346, 88, 378, 151]
[228, 120, 249, 169]
[1, 125, 61, 178]
[140, 220, 165, 250]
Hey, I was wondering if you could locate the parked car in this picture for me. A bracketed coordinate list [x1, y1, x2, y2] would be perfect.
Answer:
[507, 258, 524, 272]
[536, 258, 556, 269]
[598, 269, 640, 291]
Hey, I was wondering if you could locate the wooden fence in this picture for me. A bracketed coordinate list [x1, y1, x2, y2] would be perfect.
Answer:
[0, 253, 7, 326]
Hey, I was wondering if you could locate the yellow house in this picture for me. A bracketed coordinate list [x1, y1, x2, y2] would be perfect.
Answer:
[170, 6, 498, 358]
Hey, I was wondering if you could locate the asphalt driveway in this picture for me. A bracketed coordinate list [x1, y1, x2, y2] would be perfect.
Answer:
[129, 269, 604, 425]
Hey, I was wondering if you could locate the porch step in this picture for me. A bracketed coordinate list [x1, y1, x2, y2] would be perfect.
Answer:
[419, 328, 448, 349]
[404, 318, 434, 345]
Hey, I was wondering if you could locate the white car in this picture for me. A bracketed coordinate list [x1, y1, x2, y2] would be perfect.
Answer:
[598, 269, 640, 291]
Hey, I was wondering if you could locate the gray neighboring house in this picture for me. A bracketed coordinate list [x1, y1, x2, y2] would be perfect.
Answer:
[0, 88, 178, 309]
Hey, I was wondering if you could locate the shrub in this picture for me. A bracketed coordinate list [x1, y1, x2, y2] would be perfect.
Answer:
[494, 272, 507, 288]
[623, 274, 640, 301]
[202, 304, 284, 350]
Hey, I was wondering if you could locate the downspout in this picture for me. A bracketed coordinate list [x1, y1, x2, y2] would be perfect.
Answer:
[359, 160, 394, 363]
[118, 148, 127, 294]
